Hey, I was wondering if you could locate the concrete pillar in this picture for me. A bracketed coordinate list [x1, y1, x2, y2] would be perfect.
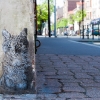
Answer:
[0, 0, 35, 77]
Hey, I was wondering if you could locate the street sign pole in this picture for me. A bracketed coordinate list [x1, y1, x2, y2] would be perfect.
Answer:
[54, 0, 57, 37]
[82, 0, 84, 39]
[48, 0, 51, 37]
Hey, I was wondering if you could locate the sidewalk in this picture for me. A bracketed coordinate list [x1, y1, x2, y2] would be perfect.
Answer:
[34, 36, 100, 99]
[1, 36, 100, 100]
[67, 35, 100, 42]
[2, 54, 100, 100]
[35, 54, 100, 100]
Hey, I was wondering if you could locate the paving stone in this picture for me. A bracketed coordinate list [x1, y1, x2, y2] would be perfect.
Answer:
[83, 66, 98, 70]
[94, 66, 100, 70]
[75, 73, 93, 79]
[36, 94, 57, 100]
[82, 69, 100, 73]
[43, 72, 56, 75]
[89, 62, 100, 65]
[0, 94, 3, 100]
[43, 98, 66, 100]
[57, 70, 74, 75]
[4, 94, 37, 99]
[81, 98, 100, 100]
[86, 87, 100, 98]
[63, 86, 85, 92]
[70, 69, 84, 73]
[67, 64, 83, 68]
[60, 79, 80, 83]
[94, 76, 100, 80]
[69, 98, 100, 100]
[59, 92, 87, 99]
[87, 72, 100, 76]
[80, 82, 100, 87]
[37, 87, 61, 94]
[79, 79, 95, 83]
[45, 75, 74, 80]
[63, 82, 79, 87]
[42, 69, 56, 72]
[44, 79, 61, 87]
[95, 80, 100, 82]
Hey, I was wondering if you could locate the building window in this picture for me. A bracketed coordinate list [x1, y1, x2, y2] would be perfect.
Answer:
[86, 1, 90, 7]
[99, 0, 100, 8]
[86, 12, 90, 20]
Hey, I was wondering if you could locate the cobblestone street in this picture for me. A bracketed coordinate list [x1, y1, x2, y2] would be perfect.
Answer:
[35, 54, 100, 100]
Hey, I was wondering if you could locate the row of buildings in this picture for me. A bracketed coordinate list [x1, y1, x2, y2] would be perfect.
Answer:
[56, 0, 100, 31]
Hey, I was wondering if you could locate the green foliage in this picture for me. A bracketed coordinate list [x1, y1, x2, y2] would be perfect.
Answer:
[57, 18, 68, 28]
[68, 14, 75, 24]
[37, 0, 54, 29]
[51, 18, 68, 30]
[74, 10, 86, 22]
[67, 10, 86, 25]
[51, 24, 54, 30]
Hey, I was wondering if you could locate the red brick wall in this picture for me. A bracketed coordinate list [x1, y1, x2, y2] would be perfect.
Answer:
[68, 0, 80, 11]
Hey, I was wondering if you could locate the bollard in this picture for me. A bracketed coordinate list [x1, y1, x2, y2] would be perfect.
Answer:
[98, 24, 100, 40]
[92, 24, 94, 40]
[82, 25, 84, 39]
[87, 25, 89, 39]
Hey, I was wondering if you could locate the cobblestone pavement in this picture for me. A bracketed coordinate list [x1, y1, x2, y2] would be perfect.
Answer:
[35, 54, 100, 100]
[1, 54, 100, 100]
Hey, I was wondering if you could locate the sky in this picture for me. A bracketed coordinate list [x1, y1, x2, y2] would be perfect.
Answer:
[37, 0, 64, 23]
[51, 0, 64, 23]
[55, 0, 64, 7]
[37, 0, 64, 7]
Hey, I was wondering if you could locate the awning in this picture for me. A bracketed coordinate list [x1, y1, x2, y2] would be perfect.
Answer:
[90, 18, 100, 24]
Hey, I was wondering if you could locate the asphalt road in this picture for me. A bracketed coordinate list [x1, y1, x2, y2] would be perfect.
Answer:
[36, 36, 100, 56]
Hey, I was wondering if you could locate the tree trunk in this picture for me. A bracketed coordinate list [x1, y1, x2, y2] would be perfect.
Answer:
[73, 24, 74, 31]
[79, 22, 81, 35]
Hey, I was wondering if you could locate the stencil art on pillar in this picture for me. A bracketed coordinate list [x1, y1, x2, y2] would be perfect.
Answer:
[0, 29, 33, 90]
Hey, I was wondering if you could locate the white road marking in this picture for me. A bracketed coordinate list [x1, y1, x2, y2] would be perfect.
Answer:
[69, 40, 100, 48]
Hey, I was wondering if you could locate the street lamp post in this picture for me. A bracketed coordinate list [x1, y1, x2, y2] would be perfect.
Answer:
[34, 0, 37, 54]
[48, 0, 51, 37]
[82, 0, 84, 39]
[54, 0, 57, 37]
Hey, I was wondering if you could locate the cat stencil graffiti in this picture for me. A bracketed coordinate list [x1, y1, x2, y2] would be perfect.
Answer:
[0, 29, 33, 90]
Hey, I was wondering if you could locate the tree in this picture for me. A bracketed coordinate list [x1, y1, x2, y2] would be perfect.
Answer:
[57, 18, 68, 28]
[74, 10, 86, 31]
[68, 14, 76, 30]
[37, 0, 54, 34]
[51, 24, 54, 30]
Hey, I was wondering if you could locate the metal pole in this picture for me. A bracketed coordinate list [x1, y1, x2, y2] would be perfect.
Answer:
[82, 0, 84, 39]
[34, 0, 37, 54]
[54, 0, 57, 37]
[98, 24, 99, 39]
[92, 24, 94, 39]
[87, 25, 89, 39]
[48, 0, 51, 37]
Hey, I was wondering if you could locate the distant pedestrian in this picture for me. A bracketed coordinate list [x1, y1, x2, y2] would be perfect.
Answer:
[87, 28, 89, 36]
[64, 29, 68, 38]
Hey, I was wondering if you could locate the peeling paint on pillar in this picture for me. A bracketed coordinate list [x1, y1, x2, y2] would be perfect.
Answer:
[0, 0, 35, 77]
